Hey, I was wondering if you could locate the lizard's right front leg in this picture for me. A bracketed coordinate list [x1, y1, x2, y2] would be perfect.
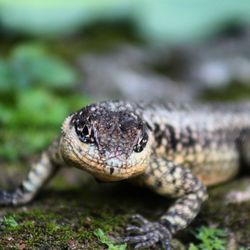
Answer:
[0, 139, 63, 206]
[124, 158, 208, 249]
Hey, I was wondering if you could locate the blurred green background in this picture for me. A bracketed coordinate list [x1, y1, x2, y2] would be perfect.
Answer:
[1, 0, 250, 162]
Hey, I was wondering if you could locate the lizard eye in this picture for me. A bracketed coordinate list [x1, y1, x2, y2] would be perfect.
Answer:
[133, 133, 148, 153]
[75, 124, 95, 144]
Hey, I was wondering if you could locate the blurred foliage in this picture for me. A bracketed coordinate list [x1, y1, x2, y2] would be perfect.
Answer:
[0, 1, 250, 44]
[0, 43, 77, 90]
[0, 89, 90, 161]
[201, 83, 250, 102]
[134, 0, 250, 44]
[0, 43, 90, 161]
[0, 0, 133, 38]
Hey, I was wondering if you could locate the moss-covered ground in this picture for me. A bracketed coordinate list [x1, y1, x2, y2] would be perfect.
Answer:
[1, 165, 250, 249]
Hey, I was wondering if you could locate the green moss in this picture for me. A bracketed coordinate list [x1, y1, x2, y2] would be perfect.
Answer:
[183, 178, 250, 249]
[0, 191, 129, 249]
[0, 215, 19, 231]
[1, 167, 250, 249]
[188, 226, 227, 250]
[94, 228, 127, 250]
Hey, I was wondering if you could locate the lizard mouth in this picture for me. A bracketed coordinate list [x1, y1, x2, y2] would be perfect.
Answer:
[61, 138, 148, 181]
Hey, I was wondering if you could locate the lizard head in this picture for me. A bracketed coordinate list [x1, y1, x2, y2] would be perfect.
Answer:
[60, 101, 152, 181]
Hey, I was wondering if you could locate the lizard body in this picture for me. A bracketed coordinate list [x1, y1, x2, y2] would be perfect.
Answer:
[1, 100, 250, 249]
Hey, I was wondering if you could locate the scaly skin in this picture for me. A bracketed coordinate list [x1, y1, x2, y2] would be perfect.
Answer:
[1, 100, 250, 249]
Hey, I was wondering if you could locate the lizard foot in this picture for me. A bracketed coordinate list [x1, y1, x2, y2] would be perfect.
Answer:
[122, 214, 172, 249]
[0, 191, 15, 205]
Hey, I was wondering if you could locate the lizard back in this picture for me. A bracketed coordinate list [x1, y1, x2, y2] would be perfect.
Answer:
[136, 102, 250, 185]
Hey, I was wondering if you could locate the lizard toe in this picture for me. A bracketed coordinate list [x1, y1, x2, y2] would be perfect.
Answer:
[122, 215, 172, 249]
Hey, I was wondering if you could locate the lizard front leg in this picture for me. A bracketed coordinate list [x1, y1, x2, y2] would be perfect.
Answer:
[0, 138, 63, 205]
[124, 157, 208, 249]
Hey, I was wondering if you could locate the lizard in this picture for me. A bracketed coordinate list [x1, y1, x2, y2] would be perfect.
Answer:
[1, 100, 250, 249]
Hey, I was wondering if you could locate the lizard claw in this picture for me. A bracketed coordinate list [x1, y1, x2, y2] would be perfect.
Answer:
[121, 214, 172, 249]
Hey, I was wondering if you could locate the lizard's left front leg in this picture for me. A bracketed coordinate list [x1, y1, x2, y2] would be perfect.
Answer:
[0, 138, 63, 206]
[124, 157, 208, 249]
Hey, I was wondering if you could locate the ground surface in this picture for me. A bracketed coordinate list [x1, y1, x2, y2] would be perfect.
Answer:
[1, 164, 250, 250]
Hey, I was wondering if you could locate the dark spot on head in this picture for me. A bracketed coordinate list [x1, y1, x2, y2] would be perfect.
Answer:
[170, 167, 176, 175]
[110, 167, 114, 175]
[156, 180, 162, 187]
